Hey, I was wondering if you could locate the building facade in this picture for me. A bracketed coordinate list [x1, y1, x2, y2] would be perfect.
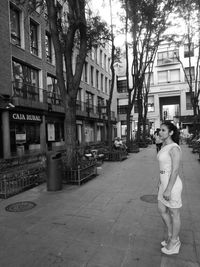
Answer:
[116, 42, 199, 138]
[0, 0, 117, 159]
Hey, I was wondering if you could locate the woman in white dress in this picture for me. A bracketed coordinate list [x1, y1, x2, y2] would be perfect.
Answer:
[157, 121, 183, 255]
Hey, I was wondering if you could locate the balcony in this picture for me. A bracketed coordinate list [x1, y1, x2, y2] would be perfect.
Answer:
[11, 82, 116, 120]
[157, 50, 179, 66]
[12, 81, 48, 110]
[76, 100, 116, 121]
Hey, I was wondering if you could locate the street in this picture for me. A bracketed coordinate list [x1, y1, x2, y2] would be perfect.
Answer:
[0, 144, 199, 267]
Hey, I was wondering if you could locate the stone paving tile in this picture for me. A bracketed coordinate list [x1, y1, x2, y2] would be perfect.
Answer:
[0, 145, 200, 267]
[180, 229, 195, 245]
[58, 239, 99, 265]
[178, 243, 198, 263]
[121, 249, 161, 267]
[195, 231, 200, 245]
[160, 256, 200, 267]
[86, 244, 126, 267]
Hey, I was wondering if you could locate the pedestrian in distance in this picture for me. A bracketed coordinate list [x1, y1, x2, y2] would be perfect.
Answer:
[157, 121, 182, 255]
[154, 128, 162, 152]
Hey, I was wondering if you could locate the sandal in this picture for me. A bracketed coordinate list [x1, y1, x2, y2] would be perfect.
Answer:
[161, 239, 181, 255]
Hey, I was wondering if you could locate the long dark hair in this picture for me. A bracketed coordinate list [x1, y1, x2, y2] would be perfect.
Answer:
[161, 121, 180, 145]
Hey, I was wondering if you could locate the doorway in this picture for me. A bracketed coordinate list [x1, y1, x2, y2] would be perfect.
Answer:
[159, 96, 180, 126]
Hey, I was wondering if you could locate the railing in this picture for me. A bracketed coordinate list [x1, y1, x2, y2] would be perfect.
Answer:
[76, 100, 116, 119]
[0, 153, 46, 198]
[13, 81, 40, 101]
[117, 105, 128, 114]
[12, 82, 116, 119]
[47, 91, 62, 105]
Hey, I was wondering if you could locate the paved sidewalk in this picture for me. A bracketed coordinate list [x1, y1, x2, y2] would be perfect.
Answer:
[0, 145, 199, 267]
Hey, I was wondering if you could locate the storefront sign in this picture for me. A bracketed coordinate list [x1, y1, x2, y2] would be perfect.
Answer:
[10, 112, 42, 122]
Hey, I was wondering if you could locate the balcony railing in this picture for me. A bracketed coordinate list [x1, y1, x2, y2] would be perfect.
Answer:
[76, 100, 116, 120]
[13, 81, 40, 102]
[12, 83, 116, 119]
[47, 91, 62, 105]
[12, 81, 63, 106]
[117, 105, 128, 114]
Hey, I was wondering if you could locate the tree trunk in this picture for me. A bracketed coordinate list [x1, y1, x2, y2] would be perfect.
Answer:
[107, 108, 112, 149]
[64, 95, 77, 169]
[126, 105, 132, 147]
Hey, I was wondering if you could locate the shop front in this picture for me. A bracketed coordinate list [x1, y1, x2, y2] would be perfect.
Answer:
[10, 111, 43, 155]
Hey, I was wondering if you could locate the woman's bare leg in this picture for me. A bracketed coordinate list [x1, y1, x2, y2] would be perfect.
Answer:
[158, 200, 172, 238]
[166, 208, 181, 249]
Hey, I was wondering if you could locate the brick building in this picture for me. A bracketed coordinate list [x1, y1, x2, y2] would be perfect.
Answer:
[0, 0, 117, 159]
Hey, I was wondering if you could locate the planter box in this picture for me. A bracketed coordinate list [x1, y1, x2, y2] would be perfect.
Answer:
[104, 151, 127, 161]
[128, 143, 140, 153]
[0, 153, 46, 198]
[64, 161, 97, 186]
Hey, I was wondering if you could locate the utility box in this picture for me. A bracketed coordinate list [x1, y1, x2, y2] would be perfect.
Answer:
[47, 152, 63, 191]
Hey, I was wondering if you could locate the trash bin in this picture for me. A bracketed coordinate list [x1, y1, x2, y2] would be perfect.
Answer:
[47, 152, 63, 191]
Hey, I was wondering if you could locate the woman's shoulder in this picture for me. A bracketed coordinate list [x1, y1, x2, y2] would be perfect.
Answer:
[169, 143, 181, 153]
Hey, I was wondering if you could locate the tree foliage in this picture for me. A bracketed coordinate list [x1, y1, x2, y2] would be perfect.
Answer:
[121, 0, 174, 142]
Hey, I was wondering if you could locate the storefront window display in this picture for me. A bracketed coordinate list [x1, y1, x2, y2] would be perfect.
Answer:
[10, 122, 40, 153]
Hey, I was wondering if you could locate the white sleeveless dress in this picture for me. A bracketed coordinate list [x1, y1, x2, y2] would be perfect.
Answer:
[157, 143, 183, 208]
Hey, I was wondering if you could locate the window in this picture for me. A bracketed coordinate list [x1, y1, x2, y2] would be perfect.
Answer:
[118, 99, 128, 114]
[105, 77, 108, 94]
[10, 4, 21, 46]
[12, 60, 39, 101]
[147, 96, 154, 112]
[117, 105, 128, 114]
[96, 70, 99, 89]
[86, 92, 94, 112]
[97, 96, 104, 107]
[104, 54, 107, 70]
[157, 50, 179, 65]
[117, 79, 127, 93]
[100, 49, 103, 67]
[121, 121, 127, 137]
[47, 75, 61, 105]
[97, 96, 104, 114]
[186, 92, 193, 110]
[158, 69, 180, 84]
[84, 62, 88, 83]
[76, 88, 82, 111]
[184, 43, 194, 58]
[108, 58, 111, 72]
[54, 122, 64, 141]
[30, 19, 38, 55]
[95, 47, 98, 64]
[170, 69, 180, 82]
[101, 74, 104, 91]
[90, 66, 94, 86]
[45, 32, 52, 63]
[185, 67, 195, 82]
[134, 101, 138, 113]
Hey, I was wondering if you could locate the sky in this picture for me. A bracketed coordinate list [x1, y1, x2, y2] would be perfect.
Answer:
[89, 0, 125, 46]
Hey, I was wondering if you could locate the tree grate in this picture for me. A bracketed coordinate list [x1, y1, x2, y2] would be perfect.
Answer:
[5, 201, 36, 212]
